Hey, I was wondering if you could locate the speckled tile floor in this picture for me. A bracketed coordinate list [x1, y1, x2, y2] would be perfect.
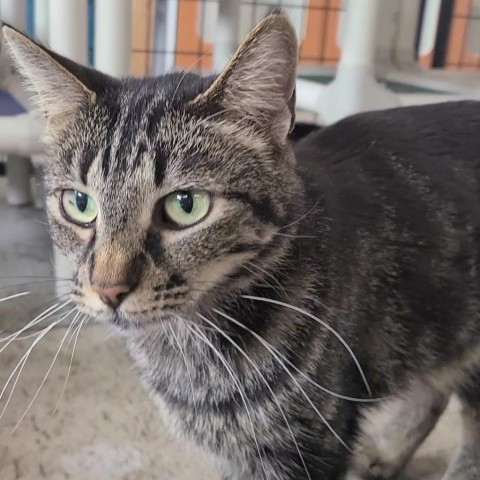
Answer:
[0, 176, 463, 480]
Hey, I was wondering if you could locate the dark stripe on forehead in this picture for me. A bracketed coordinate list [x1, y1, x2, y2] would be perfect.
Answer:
[154, 149, 168, 186]
[79, 147, 97, 184]
[102, 143, 112, 178]
[102, 108, 120, 179]
[144, 230, 163, 266]
[116, 112, 141, 174]
[146, 103, 166, 142]
[132, 142, 148, 170]
[225, 191, 281, 226]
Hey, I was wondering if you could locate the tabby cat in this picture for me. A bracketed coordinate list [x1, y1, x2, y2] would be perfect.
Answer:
[3, 12, 480, 480]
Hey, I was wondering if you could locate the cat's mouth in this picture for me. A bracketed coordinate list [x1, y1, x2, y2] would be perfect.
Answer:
[71, 283, 194, 334]
[76, 301, 178, 334]
[110, 312, 157, 333]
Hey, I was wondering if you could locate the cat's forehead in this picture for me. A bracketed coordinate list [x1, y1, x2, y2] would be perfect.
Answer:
[113, 73, 218, 121]
[52, 73, 222, 184]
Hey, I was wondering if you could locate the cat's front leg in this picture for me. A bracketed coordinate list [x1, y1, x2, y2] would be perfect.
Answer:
[345, 380, 449, 480]
[442, 365, 480, 480]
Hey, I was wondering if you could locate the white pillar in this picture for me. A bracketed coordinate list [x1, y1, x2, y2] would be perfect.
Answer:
[214, 0, 241, 71]
[48, 0, 88, 64]
[94, 0, 132, 76]
[6, 155, 32, 205]
[34, 0, 50, 44]
[316, 0, 399, 124]
[164, 0, 179, 73]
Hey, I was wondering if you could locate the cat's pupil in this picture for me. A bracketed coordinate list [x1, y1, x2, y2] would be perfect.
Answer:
[75, 192, 88, 212]
[177, 192, 194, 214]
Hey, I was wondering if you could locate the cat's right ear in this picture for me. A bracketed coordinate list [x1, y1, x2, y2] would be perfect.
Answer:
[194, 11, 298, 143]
[1, 23, 114, 137]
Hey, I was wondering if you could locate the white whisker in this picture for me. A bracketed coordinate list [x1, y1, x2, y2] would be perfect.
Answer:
[199, 310, 350, 451]
[245, 261, 290, 300]
[169, 323, 198, 416]
[278, 200, 321, 231]
[53, 314, 88, 414]
[241, 295, 372, 398]
[12, 308, 79, 432]
[0, 291, 30, 303]
[0, 307, 75, 422]
[0, 301, 71, 351]
[196, 312, 312, 480]
[213, 308, 381, 403]
[171, 52, 210, 102]
[189, 324, 268, 479]
[272, 233, 317, 239]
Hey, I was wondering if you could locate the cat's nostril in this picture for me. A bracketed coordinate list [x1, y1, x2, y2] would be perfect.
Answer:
[92, 284, 131, 309]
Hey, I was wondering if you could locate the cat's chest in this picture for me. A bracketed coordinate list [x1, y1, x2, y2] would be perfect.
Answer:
[128, 338, 252, 453]
[150, 386, 256, 469]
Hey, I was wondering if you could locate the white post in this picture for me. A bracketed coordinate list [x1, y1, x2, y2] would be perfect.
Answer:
[47, 0, 88, 293]
[316, 0, 399, 124]
[6, 155, 32, 205]
[48, 0, 88, 64]
[0, 0, 33, 206]
[34, 0, 50, 44]
[164, 0, 179, 73]
[214, 0, 241, 71]
[94, 0, 132, 76]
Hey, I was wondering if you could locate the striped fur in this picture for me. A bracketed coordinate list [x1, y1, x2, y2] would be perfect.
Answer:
[4, 12, 480, 480]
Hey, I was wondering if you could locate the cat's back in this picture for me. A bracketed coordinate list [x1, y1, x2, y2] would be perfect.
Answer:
[293, 102, 480, 378]
[294, 101, 480, 232]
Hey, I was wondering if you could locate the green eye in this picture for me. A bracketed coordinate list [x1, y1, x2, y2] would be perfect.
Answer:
[61, 190, 97, 226]
[163, 191, 211, 228]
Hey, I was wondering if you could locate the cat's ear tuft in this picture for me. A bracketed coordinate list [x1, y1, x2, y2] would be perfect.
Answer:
[196, 12, 298, 141]
[1, 24, 104, 135]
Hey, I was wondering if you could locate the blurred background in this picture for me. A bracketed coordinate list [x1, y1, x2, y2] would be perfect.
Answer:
[0, 1, 476, 479]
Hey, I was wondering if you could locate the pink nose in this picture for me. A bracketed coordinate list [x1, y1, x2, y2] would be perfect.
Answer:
[91, 283, 132, 309]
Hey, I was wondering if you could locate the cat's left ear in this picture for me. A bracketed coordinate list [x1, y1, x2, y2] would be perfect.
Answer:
[1, 23, 114, 138]
[195, 11, 298, 142]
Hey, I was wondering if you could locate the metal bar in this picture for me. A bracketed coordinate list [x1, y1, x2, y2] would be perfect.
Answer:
[432, 0, 454, 68]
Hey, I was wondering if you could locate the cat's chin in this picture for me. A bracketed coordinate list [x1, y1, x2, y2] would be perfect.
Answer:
[99, 310, 177, 336]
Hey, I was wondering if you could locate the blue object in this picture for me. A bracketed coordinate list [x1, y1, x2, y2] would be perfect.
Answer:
[0, 90, 27, 116]
[27, 0, 34, 36]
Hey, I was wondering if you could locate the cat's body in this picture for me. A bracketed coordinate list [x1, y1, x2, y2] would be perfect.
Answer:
[3, 12, 480, 480]
[127, 101, 480, 480]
